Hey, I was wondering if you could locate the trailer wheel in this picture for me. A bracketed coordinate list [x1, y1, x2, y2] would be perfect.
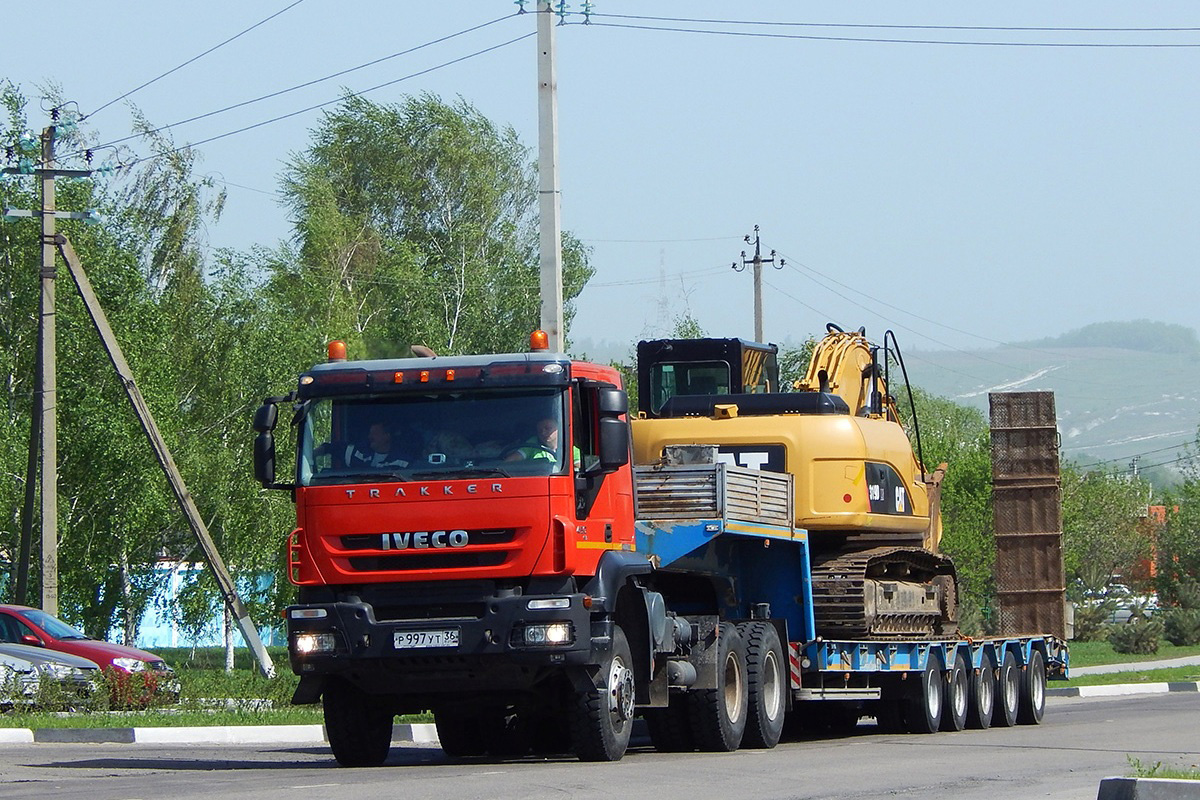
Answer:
[570, 625, 635, 761]
[1017, 649, 1046, 725]
[645, 694, 695, 752]
[940, 651, 969, 732]
[737, 621, 786, 749]
[993, 649, 1020, 728]
[903, 651, 943, 734]
[434, 706, 487, 758]
[323, 677, 393, 767]
[965, 650, 996, 730]
[688, 622, 748, 751]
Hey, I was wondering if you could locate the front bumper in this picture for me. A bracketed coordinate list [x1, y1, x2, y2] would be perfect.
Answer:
[286, 591, 605, 697]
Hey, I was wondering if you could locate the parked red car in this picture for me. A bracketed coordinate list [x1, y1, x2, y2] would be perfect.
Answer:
[0, 604, 178, 702]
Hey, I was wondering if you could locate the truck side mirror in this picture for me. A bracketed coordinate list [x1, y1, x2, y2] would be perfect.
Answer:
[597, 387, 630, 471]
[597, 417, 629, 470]
[253, 400, 280, 488]
[254, 431, 276, 487]
[253, 403, 278, 433]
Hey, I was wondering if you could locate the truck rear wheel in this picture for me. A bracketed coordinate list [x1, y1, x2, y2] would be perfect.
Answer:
[570, 625, 635, 762]
[688, 622, 748, 752]
[940, 651, 969, 732]
[903, 651, 943, 734]
[1017, 649, 1046, 725]
[993, 649, 1020, 728]
[323, 677, 393, 767]
[645, 694, 695, 752]
[966, 650, 996, 730]
[737, 621, 786, 749]
[434, 706, 486, 758]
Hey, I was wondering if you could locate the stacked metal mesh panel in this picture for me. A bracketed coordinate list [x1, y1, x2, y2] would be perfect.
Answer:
[989, 392, 1066, 638]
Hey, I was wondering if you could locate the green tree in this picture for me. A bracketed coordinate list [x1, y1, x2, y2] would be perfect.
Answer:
[1060, 465, 1152, 598]
[907, 388, 995, 633]
[274, 93, 593, 358]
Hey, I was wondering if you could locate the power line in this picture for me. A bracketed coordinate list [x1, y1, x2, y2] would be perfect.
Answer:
[71, 14, 518, 160]
[86, 0, 309, 120]
[780, 255, 1098, 364]
[121, 31, 536, 171]
[591, 13, 1200, 35]
[583, 235, 738, 243]
[587, 19, 1200, 48]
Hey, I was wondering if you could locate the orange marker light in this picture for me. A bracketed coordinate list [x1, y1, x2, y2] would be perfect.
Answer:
[327, 340, 347, 362]
[530, 329, 550, 351]
[419, 370, 430, 383]
[446, 369, 456, 381]
[393, 371, 404, 384]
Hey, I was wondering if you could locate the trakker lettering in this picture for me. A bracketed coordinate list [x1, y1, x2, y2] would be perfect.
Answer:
[343, 483, 504, 499]
[380, 530, 470, 550]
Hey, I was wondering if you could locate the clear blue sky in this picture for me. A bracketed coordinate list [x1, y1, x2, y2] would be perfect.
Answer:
[5, 1, 1198, 361]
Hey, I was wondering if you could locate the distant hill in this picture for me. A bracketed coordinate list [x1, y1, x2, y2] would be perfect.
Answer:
[1016, 320, 1200, 355]
[910, 321, 1200, 485]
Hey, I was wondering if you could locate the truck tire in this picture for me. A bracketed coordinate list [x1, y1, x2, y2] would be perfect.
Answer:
[965, 650, 996, 730]
[903, 651, 943, 734]
[323, 677, 393, 767]
[737, 621, 786, 749]
[645, 694, 695, 752]
[1017, 649, 1046, 725]
[688, 622, 748, 752]
[940, 651, 969, 732]
[434, 706, 487, 758]
[570, 625, 636, 762]
[481, 705, 533, 757]
[993, 649, 1020, 728]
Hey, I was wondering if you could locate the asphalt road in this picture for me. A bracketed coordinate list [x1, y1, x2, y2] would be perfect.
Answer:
[1, 694, 1197, 800]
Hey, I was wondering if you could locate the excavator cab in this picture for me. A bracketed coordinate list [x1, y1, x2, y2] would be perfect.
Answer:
[636, 338, 780, 418]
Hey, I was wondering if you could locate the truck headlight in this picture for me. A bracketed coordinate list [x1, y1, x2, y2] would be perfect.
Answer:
[293, 632, 339, 654]
[516, 622, 574, 647]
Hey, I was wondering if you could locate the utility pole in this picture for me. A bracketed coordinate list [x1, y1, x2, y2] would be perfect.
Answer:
[732, 225, 784, 343]
[40, 127, 60, 614]
[536, 0, 564, 352]
[2, 123, 275, 677]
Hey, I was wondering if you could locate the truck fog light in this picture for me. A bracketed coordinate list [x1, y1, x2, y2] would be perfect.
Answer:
[293, 632, 338, 654]
[518, 622, 574, 646]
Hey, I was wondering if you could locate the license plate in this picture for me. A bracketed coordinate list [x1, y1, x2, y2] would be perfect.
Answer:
[394, 628, 459, 650]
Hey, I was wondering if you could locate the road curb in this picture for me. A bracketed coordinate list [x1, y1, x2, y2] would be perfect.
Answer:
[4, 722, 439, 746]
[1098, 776, 1200, 799]
[1048, 682, 1200, 699]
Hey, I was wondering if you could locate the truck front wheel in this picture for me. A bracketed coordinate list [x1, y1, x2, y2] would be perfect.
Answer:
[323, 677, 393, 767]
[570, 625, 636, 761]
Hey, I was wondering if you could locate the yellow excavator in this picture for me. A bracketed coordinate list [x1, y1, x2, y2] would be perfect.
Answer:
[631, 324, 955, 638]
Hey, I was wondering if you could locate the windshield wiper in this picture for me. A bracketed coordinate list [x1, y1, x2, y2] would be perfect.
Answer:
[409, 467, 511, 480]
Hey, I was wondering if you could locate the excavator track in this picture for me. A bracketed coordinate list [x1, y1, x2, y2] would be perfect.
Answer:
[810, 547, 958, 639]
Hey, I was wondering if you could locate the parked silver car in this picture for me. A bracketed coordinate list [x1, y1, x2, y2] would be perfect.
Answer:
[0, 642, 100, 705]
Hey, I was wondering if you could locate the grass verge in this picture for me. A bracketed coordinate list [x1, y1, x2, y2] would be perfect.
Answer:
[1066, 642, 1200, 668]
[1067, 666, 1200, 686]
[1129, 757, 1200, 780]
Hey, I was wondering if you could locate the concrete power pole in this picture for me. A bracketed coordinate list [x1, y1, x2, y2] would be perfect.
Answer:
[3, 123, 276, 677]
[39, 127, 59, 615]
[732, 225, 784, 343]
[537, 1, 564, 352]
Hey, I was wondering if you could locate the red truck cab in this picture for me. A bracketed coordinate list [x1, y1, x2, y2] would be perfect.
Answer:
[253, 342, 649, 763]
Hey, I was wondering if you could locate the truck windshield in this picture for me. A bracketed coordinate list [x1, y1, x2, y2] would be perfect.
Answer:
[297, 388, 568, 486]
